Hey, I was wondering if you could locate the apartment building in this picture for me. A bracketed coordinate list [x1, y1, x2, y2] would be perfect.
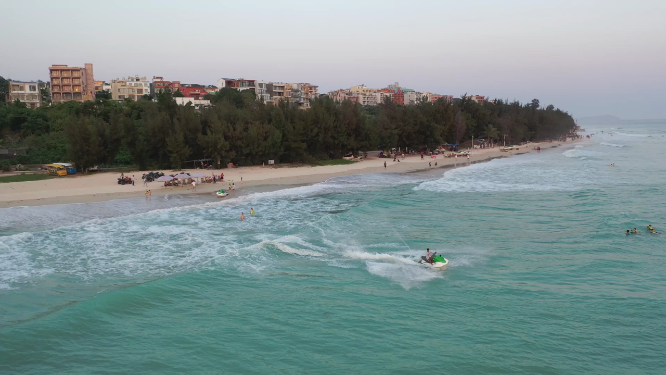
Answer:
[7, 81, 45, 108]
[49, 63, 95, 103]
[174, 97, 211, 109]
[153, 76, 181, 96]
[466, 95, 486, 104]
[111, 76, 150, 101]
[179, 85, 218, 99]
[267, 82, 286, 101]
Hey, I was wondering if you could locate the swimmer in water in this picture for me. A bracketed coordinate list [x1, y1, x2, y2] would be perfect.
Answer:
[240, 212, 245, 221]
[626, 230, 630, 236]
[250, 208, 255, 215]
[631, 228, 638, 234]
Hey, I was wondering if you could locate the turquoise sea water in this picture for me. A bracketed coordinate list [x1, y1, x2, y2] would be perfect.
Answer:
[1, 121, 665, 374]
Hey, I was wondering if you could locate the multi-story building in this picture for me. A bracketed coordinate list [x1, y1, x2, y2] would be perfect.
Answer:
[174, 97, 211, 109]
[255, 81, 270, 103]
[6, 81, 45, 108]
[466, 95, 486, 104]
[267, 82, 287, 102]
[49, 63, 95, 103]
[179, 85, 218, 99]
[217, 78, 256, 92]
[111, 76, 150, 101]
[301, 83, 319, 102]
[152, 76, 181, 96]
[94, 81, 104, 93]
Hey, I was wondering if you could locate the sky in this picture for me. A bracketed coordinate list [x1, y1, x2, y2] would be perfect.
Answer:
[2, 0, 665, 119]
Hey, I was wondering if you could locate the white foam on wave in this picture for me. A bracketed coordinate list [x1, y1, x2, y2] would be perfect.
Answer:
[415, 152, 594, 193]
[365, 262, 442, 290]
[562, 145, 603, 159]
[614, 132, 649, 138]
[342, 250, 416, 265]
[600, 142, 625, 148]
[256, 240, 325, 257]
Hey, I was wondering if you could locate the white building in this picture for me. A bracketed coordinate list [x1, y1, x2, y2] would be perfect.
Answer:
[175, 97, 211, 109]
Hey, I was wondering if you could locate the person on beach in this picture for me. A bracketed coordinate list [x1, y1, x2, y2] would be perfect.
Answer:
[221, 173, 225, 181]
[149, 190, 152, 196]
[435, 162, 438, 166]
[232, 182, 236, 194]
[384, 161, 386, 169]
[145, 190, 149, 198]
[467, 154, 470, 161]
[132, 175, 135, 186]
[213, 175, 216, 184]
[429, 162, 432, 169]
[241, 176, 244, 187]
[240, 212, 245, 221]
[192, 180, 196, 192]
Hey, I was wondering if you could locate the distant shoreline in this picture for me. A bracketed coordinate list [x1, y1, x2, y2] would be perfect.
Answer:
[0, 139, 584, 208]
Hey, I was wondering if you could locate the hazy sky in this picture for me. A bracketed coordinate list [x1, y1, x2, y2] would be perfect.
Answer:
[2, 0, 665, 118]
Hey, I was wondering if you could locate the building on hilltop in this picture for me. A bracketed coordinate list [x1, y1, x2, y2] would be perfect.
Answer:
[179, 85, 218, 99]
[465, 95, 486, 104]
[267, 82, 286, 101]
[6, 81, 47, 108]
[328, 82, 452, 107]
[174, 97, 211, 110]
[49, 63, 95, 103]
[217, 78, 317, 107]
[111, 76, 150, 101]
[152, 76, 181, 96]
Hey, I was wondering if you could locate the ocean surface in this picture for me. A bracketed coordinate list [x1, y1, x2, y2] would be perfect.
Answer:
[1, 121, 665, 374]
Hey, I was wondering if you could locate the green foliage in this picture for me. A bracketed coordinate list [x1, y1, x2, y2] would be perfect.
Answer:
[173, 89, 185, 97]
[0, 76, 8, 102]
[0, 89, 577, 171]
[0, 173, 52, 183]
[0, 159, 11, 172]
[96, 90, 112, 100]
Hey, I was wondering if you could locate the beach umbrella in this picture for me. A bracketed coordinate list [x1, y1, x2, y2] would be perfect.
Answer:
[174, 173, 190, 179]
[156, 176, 175, 182]
[189, 173, 206, 178]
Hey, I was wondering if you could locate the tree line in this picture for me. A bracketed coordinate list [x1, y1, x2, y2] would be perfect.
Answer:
[0, 78, 577, 172]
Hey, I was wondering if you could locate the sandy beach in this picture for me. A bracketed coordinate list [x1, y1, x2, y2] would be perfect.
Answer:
[0, 140, 580, 208]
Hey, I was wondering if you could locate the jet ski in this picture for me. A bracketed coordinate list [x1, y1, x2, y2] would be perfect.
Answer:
[216, 190, 229, 198]
[420, 255, 448, 268]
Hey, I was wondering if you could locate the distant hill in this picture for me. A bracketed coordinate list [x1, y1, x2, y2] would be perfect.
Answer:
[577, 115, 622, 124]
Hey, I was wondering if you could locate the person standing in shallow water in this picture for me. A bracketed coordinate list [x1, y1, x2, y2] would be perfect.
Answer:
[240, 212, 245, 221]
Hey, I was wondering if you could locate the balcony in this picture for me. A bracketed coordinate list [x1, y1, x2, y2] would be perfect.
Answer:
[72, 79, 81, 85]
[61, 71, 71, 77]
[51, 71, 61, 77]
[51, 85, 61, 92]
[62, 86, 72, 92]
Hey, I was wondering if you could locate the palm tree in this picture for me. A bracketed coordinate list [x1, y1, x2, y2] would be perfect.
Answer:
[484, 124, 499, 147]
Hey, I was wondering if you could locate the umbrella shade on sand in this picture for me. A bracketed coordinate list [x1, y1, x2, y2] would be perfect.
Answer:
[156, 176, 175, 182]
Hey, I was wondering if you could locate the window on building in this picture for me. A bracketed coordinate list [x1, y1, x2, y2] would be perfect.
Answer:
[29, 85, 37, 92]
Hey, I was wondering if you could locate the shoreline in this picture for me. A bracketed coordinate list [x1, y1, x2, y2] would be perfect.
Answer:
[0, 140, 584, 208]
